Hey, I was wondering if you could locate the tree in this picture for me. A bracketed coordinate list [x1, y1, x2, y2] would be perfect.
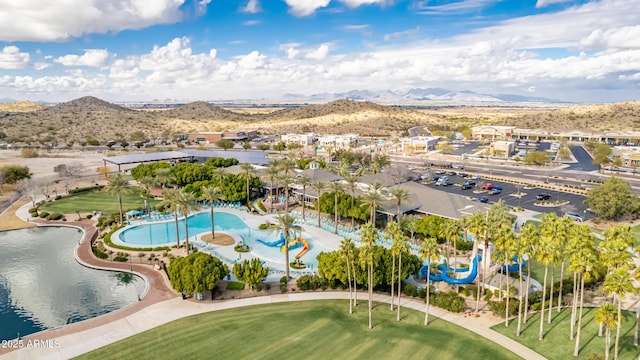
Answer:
[540, 213, 562, 325]
[311, 181, 326, 228]
[595, 302, 618, 360]
[233, 259, 269, 292]
[176, 189, 198, 253]
[360, 181, 385, 223]
[389, 187, 410, 222]
[238, 163, 256, 206]
[523, 151, 551, 166]
[518, 223, 538, 327]
[0, 165, 31, 187]
[214, 139, 235, 151]
[343, 174, 359, 226]
[360, 222, 379, 329]
[278, 173, 294, 213]
[271, 212, 301, 280]
[241, 140, 252, 150]
[387, 222, 409, 321]
[603, 267, 636, 360]
[466, 211, 488, 314]
[273, 141, 287, 153]
[154, 167, 175, 188]
[435, 142, 454, 153]
[263, 163, 280, 213]
[200, 186, 223, 239]
[137, 176, 155, 215]
[439, 219, 462, 276]
[104, 173, 129, 224]
[339, 237, 356, 314]
[534, 218, 554, 341]
[328, 182, 344, 234]
[585, 176, 638, 220]
[420, 236, 440, 326]
[210, 166, 227, 189]
[161, 187, 182, 248]
[296, 175, 311, 221]
[370, 153, 389, 174]
[593, 143, 613, 169]
[168, 252, 229, 296]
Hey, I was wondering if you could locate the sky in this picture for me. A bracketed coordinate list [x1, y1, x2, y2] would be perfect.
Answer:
[0, 0, 638, 103]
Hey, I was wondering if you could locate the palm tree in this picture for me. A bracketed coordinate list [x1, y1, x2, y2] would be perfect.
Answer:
[200, 186, 223, 239]
[494, 225, 516, 326]
[389, 222, 409, 321]
[387, 221, 401, 311]
[271, 212, 301, 280]
[466, 211, 488, 314]
[557, 216, 574, 314]
[238, 163, 256, 206]
[296, 175, 311, 220]
[137, 176, 155, 215]
[343, 174, 359, 226]
[154, 167, 174, 188]
[278, 174, 294, 213]
[175, 189, 197, 253]
[603, 267, 636, 360]
[360, 221, 378, 330]
[161, 187, 181, 248]
[540, 213, 561, 325]
[339, 237, 356, 314]
[328, 182, 344, 234]
[420, 236, 440, 326]
[534, 228, 554, 341]
[439, 219, 462, 276]
[519, 223, 538, 325]
[263, 163, 280, 210]
[104, 173, 129, 224]
[596, 302, 619, 360]
[389, 187, 409, 222]
[360, 181, 385, 224]
[311, 181, 326, 228]
[513, 224, 534, 336]
[210, 167, 227, 190]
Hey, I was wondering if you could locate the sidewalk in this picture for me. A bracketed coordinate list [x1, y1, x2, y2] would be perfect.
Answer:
[0, 291, 546, 360]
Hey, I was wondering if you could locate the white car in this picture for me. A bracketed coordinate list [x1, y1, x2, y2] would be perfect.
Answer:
[564, 212, 584, 222]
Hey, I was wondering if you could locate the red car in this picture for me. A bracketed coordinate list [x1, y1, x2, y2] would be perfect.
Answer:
[482, 183, 494, 190]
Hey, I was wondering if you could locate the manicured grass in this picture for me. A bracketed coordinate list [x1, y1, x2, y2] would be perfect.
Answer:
[493, 307, 640, 359]
[74, 300, 520, 360]
[39, 188, 158, 215]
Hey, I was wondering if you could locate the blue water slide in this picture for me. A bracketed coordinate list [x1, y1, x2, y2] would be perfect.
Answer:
[419, 256, 479, 285]
[256, 233, 286, 247]
[501, 255, 526, 273]
[420, 263, 445, 281]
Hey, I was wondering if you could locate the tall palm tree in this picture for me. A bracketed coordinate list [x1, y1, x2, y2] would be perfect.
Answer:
[328, 182, 344, 234]
[238, 163, 256, 206]
[271, 212, 301, 280]
[296, 174, 311, 220]
[360, 221, 378, 330]
[534, 229, 554, 341]
[540, 213, 562, 325]
[210, 167, 227, 190]
[360, 181, 385, 224]
[494, 225, 516, 326]
[389, 222, 409, 321]
[595, 302, 619, 360]
[387, 221, 401, 311]
[389, 187, 409, 222]
[519, 223, 538, 325]
[339, 237, 356, 314]
[420, 236, 440, 326]
[137, 176, 155, 215]
[176, 189, 197, 253]
[200, 186, 223, 239]
[557, 216, 574, 313]
[514, 224, 534, 336]
[154, 167, 174, 188]
[161, 187, 181, 248]
[263, 163, 280, 210]
[603, 267, 636, 360]
[104, 173, 129, 224]
[278, 174, 294, 213]
[343, 174, 359, 226]
[311, 181, 326, 228]
[466, 211, 488, 314]
[439, 219, 462, 276]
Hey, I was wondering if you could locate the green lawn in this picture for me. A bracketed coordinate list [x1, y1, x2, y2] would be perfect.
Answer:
[39, 188, 158, 215]
[74, 300, 520, 360]
[493, 307, 640, 360]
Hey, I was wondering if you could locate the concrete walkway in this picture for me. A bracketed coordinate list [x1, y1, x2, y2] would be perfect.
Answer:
[0, 291, 546, 360]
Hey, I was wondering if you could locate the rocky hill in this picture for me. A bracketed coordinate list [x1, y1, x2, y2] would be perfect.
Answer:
[0, 101, 47, 113]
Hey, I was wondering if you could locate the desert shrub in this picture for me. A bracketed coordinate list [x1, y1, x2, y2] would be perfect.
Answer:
[38, 211, 49, 218]
[46, 212, 64, 221]
[430, 291, 466, 313]
[21, 148, 39, 158]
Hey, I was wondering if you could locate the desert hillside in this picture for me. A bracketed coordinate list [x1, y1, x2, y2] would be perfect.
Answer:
[0, 96, 638, 145]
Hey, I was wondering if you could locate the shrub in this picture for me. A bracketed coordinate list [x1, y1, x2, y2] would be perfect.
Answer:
[258, 223, 269, 230]
[68, 185, 104, 194]
[484, 290, 493, 301]
[280, 276, 288, 293]
[86, 214, 93, 219]
[257, 199, 267, 213]
[296, 275, 328, 291]
[39, 211, 49, 218]
[46, 212, 64, 221]
[21, 148, 39, 158]
[430, 291, 466, 313]
[226, 281, 245, 290]
[488, 299, 520, 318]
[402, 283, 419, 297]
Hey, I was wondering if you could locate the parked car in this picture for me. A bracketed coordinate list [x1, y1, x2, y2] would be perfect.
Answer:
[488, 188, 501, 195]
[461, 183, 474, 190]
[482, 183, 494, 190]
[471, 175, 481, 180]
[477, 196, 489, 203]
[440, 179, 453, 186]
[492, 186, 503, 191]
[448, 171, 457, 176]
[459, 173, 468, 178]
[536, 193, 551, 201]
[435, 176, 449, 186]
[435, 169, 446, 175]
[564, 212, 584, 222]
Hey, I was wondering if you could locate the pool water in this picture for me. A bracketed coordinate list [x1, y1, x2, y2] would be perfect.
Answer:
[0, 227, 145, 340]
[119, 212, 330, 268]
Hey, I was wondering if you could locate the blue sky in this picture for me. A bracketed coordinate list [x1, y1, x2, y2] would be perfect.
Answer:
[0, 0, 638, 103]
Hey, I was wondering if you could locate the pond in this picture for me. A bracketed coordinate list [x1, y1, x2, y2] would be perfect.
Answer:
[0, 227, 145, 340]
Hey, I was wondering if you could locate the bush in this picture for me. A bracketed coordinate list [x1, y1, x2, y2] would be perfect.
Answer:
[296, 275, 328, 291]
[257, 199, 267, 213]
[46, 212, 64, 221]
[234, 244, 251, 252]
[280, 276, 288, 293]
[258, 223, 269, 230]
[21, 148, 39, 158]
[430, 291, 466, 313]
[456, 241, 474, 251]
[86, 214, 93, 219]
[39, 211, 49, 218]
[488, 299, 520, 318]
[226, 281, 245, 290]
[402, 283, 419, 297]
[68, 185, 104, 194]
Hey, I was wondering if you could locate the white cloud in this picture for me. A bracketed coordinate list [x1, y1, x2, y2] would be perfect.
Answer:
[0, 0, 186, 42]
[340, 0, 390, 8]
[305, 44, 330, 60]
[0, 46, 30, 69]
[536, 0, 572, 8]
[340, 24, 370, 31]
[54, 49, 109, 67]
[286, 47, 300, 59]
[384, 27, 421, 42]
[243, 20, 261, 26]
[242, 0, 261, 13]
[284, 0, 331, 16]
[237, 51, 266, 69]
[579, 26, 640, 51]
[417, 0, 502, 14]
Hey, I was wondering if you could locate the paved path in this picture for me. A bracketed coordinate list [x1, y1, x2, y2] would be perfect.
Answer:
[0, 291, 546, 360]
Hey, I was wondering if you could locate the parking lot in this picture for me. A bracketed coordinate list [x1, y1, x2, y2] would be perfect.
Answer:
[425, 171, 592, 221]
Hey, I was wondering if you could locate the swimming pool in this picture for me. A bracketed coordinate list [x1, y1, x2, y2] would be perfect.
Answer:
[118, 211, 329, 267]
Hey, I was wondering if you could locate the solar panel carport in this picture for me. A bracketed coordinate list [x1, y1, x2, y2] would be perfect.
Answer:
[102, 151, 194, 172]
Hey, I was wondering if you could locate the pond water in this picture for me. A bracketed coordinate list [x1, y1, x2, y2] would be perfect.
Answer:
[0, 227, 145, 340]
